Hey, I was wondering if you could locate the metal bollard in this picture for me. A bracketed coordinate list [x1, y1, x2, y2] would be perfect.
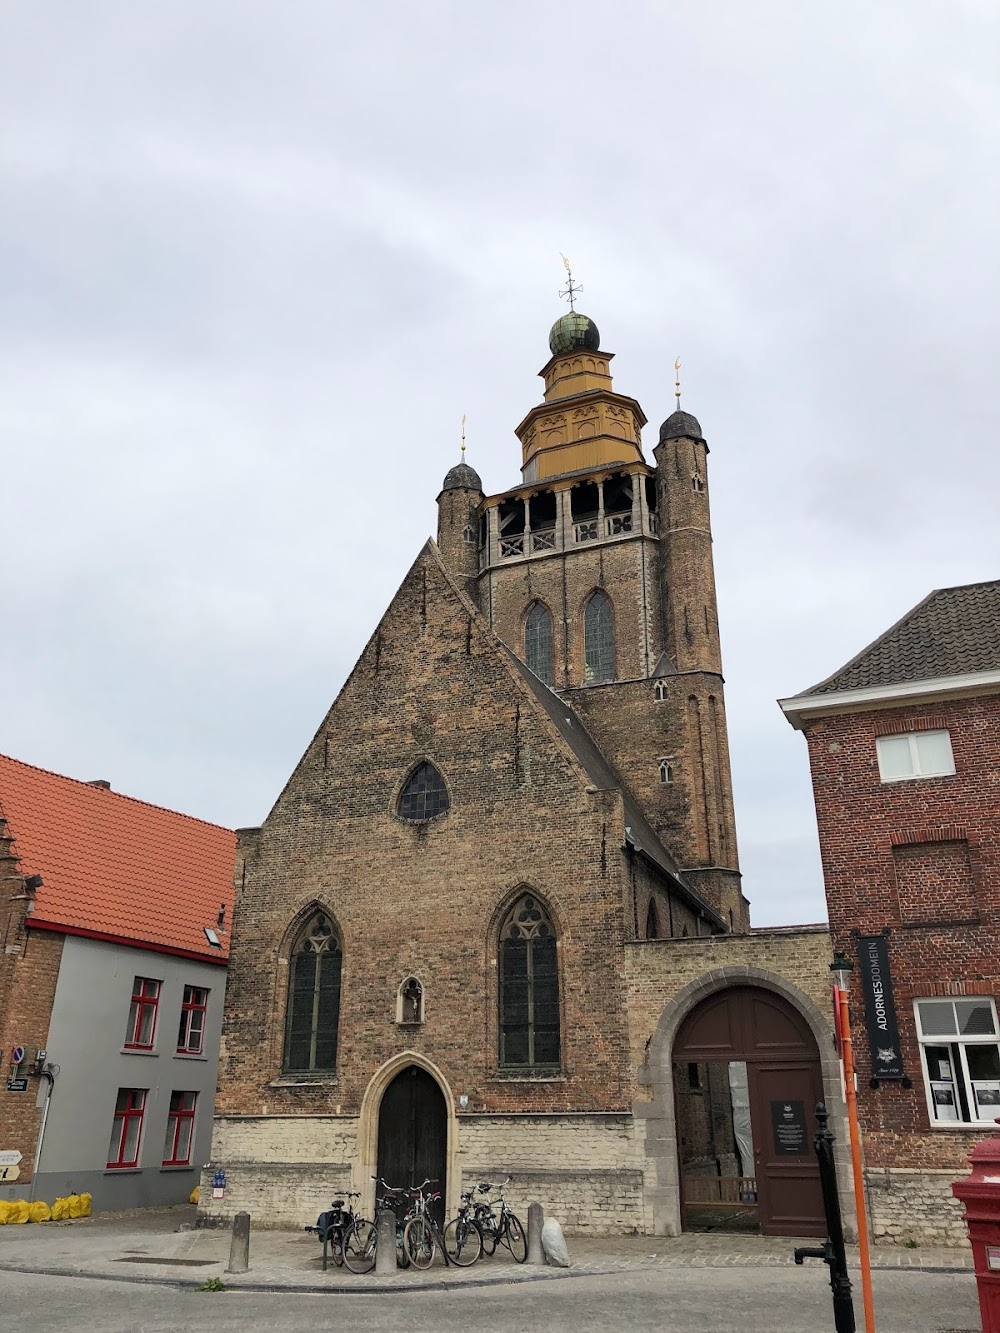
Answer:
[375, 1208, 397, 1275]
[527, 1202, 545, 1265]
[226, 1211, 250, 1274]
[793, 1103, 855, 1333]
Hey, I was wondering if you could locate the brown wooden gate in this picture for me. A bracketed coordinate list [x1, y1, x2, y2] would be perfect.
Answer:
[673, 986, 826, 1236]
[376, 1066, 447, 1223]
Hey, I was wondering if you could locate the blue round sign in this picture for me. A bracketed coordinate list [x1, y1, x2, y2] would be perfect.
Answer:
[11, 1046, 24, 1065]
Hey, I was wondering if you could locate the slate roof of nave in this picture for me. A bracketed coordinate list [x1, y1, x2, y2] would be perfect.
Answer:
[503, 647, 726, 930]
[800, 579, 1000, 695]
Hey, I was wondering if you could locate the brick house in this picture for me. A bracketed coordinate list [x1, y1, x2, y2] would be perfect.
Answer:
[207, 308, 852, 1238]
[0, 755, 235, 1210]
[780, 581, 1000, 1243]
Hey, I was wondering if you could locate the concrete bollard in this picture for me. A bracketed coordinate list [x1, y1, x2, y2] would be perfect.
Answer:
[226, 1211, 250, 1273]
[527, 1202, 545, 1265]
[375, 1208, 397, 1275]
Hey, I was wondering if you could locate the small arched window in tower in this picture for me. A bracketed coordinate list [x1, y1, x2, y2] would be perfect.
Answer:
[499, 894, 560, 1069]
[396, 976, 424, 1025]
[463, 525, 476, 545]
[398, 762, 450, 821]
[653, 679, 669, 702]
[524, 602, 553, 685]
[583, 590, 615, 684]
[284, 913, 342, 1072]
[645, 899, 659, 940]
[658, 758, 674, 785]
[692, 474, 705, 493]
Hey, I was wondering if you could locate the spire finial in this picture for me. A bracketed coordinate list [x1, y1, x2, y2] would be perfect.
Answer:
[558, 253, 582, 311]
[674, 357, 682, 408]
[460, 413, 467, 460]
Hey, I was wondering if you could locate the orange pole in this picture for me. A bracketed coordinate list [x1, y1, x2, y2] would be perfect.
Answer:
[839, 985, 876, 1333]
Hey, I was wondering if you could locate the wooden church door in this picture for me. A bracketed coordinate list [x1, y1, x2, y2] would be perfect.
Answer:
[376, 1066, 447, 1223]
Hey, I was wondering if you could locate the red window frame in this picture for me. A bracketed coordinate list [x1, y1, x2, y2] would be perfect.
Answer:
[162, 1091, 198, 1166]
[176, 986, 209, 1055]
[107, 1088, 146, 1168]
[125, 977, 161, 1049]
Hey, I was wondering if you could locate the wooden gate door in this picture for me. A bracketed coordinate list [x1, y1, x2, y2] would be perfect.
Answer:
[376, 1067, 447, 1222]
[673, 986, 826, 1236]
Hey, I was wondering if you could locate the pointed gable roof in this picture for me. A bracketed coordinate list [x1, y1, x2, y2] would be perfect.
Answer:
[0, 754, 236, 964]
[801, 580, 1000, 695]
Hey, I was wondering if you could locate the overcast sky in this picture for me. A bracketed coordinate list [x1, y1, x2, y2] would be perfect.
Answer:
[4, 2, 998, 926]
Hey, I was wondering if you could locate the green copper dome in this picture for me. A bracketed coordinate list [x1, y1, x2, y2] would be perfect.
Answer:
[548, 311, 600, 356]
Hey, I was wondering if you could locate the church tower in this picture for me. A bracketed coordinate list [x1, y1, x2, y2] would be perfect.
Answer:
[437, 306, 747, 929]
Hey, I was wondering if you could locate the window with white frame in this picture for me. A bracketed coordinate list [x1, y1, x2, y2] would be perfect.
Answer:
[914, 998, 1000, 1126]
[876, 730, 955, 782]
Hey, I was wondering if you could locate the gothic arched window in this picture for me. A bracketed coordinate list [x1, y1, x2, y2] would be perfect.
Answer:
[398, 762, 449, 821]
[645, 899, 659, 940]
[584, 590, 615, 684]
[285, 913, 342, 1072]
[524, 602, 553, 685]
[499, 894, 560, 1069]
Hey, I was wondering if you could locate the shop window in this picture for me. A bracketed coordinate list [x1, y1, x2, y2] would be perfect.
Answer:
[125, 977, 161, 1050]
[177, 986, 209, 1055]
[162, 1091, 198, 1166]
[876, 730, 955, 782]
[915, 998, 1000, 1126]
[107, 1088, 146, 1168]
[398, 762, 450, 821]
[499, 894, 560, 1069]
[284, 913, 342, 1073]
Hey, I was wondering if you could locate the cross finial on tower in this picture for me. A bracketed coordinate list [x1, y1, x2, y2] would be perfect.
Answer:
[674, 357, 682, 408]
[558, 253, 583, 311]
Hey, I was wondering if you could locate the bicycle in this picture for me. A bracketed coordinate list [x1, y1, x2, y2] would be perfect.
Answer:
[342, 1179, 410, 1274]
[473, 1177, 527, 1262]
[442, 1188, 484, 1267]
[305, 1190, 362, 1271]
[401, 1178, 451, 1270]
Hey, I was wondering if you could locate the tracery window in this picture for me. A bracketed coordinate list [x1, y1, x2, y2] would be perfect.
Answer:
[499, 894, 560, 1069]
[398, 762, 449, 821]
[284, 913, 342, 1072]
[524, 602, 554, 685]
[583, 590, 615, 684]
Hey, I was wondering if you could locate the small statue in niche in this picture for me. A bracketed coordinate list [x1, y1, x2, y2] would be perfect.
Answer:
[401, 977, 422, 1024]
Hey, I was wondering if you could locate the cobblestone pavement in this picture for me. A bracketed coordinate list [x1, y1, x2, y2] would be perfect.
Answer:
[0, 1204, 973, 1293]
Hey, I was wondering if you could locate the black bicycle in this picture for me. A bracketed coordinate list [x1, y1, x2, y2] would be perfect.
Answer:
[402, 1178, 451, 1270]
[342, 1179, 410, 1274]
[473, 1178, 526, 1262]
[305, 1190, 362, 1270]
[442, 1187, 484, 1267]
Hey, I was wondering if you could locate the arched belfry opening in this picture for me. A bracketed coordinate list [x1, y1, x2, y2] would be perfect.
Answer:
[671, 986, 825, 1237]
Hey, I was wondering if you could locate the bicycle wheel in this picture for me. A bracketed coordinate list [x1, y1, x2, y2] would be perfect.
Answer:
[403, 1215, 436, 1269]
[329, 1231, 345, 1267]
[342, 1218, 376, 1274]
[476, 1210, 497, 1256]
[443, 1216, 482, 1267]
[503, 1212, 527, 1263]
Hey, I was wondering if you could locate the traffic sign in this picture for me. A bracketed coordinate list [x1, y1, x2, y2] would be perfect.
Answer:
[0, 1150, 22, 1166]
[0, 1165, 19, 1182]
[10, 1046, 24, 1066]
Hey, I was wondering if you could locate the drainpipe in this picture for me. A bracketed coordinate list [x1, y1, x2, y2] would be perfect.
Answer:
[29, 1068, 55, 1202]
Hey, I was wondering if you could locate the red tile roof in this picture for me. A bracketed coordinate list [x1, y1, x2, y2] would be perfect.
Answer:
[0, 754, 236, 965]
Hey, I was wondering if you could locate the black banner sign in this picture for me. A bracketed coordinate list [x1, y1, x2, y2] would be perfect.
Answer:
[857, 933, 904, 1080]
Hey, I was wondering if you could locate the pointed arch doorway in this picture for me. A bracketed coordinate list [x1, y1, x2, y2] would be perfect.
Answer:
[673, 986, 825, 1236]
[376, 1066, 447, 1223]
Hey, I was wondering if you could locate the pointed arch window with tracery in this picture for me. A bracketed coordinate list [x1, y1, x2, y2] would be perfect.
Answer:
[499, 894, 560, 1069]
[584, 590, 615, 683]
[398, 762, 450, 821]
[284, 913, 342, 1073]
[524, 602, 553, 685]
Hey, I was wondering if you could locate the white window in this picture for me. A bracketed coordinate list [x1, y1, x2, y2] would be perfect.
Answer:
[914, 998, 1000, 1127]
[658, 758, 674, 784]
[876, 730, 955, 782]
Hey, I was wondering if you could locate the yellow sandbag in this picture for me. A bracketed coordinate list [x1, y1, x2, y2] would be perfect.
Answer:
[10, 1200, 30, 1224]
[67, 1194, 83, 1219]
[0, 1200, 11, 1224]
[79, 1192, 92, 1217]
[188, 1185, 200, 1205]
[29, 1201, 51, 1223]
[50, 1197, 69, 1220]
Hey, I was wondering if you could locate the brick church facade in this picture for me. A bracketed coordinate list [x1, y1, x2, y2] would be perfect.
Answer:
[205, 308, 852, 1237]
